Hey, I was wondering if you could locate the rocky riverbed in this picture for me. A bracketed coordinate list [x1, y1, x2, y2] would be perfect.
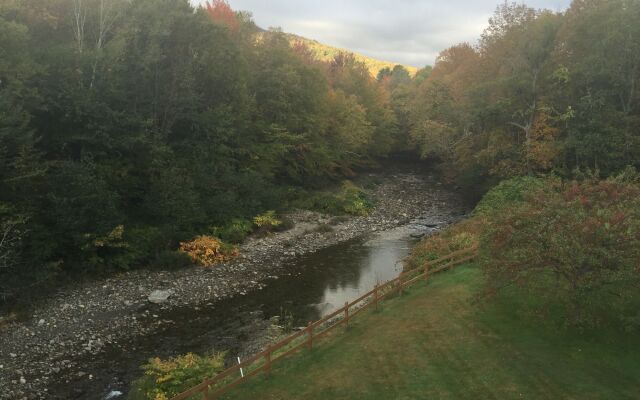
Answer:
[0, 169, 468, 400]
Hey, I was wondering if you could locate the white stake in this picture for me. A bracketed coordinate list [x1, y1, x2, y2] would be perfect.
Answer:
[237, 356, 244, 378]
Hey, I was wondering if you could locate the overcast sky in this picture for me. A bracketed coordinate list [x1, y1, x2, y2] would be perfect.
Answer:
[220, 0, 571, 68]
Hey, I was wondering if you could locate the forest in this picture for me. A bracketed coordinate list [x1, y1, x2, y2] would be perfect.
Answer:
[1, 0, 639, 307]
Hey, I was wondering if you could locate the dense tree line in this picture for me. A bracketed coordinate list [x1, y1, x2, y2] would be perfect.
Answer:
[403, 0, 640, 330]
[390, 0, 640, 195]
[0, 0, 399, 302]
[2, 0, 638, 304]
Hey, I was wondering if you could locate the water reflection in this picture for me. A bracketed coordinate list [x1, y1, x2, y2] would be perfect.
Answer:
[254, 226, 416, 323]
[313, 229, 410, 316]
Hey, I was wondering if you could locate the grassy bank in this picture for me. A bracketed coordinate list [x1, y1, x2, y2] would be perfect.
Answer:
[221, 265, 640, 400]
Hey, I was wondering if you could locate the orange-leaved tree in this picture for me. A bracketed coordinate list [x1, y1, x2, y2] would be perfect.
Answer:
[205, 0, 239, 31]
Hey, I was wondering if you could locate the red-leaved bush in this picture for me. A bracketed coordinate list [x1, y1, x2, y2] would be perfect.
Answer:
[481, 172, 640, 328]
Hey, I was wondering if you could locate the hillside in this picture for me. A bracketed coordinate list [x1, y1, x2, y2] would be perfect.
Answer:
[285, 33, 419, 78]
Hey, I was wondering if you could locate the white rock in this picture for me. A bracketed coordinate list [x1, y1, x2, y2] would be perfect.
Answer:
[19, 377, 26, 384]
[105, 390, 123, 399]
[148, 290, 172, 304]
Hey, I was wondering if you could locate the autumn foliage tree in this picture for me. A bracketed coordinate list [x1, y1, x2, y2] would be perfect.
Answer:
[401, 0, 640, 196]
[480, 172, 640, 328]
[205, 0, 239, 31]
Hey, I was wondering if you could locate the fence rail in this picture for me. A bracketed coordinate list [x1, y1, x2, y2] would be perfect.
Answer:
[171, 245, 479, 400]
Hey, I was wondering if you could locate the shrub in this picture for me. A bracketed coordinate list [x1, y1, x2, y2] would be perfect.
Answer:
[124, 226, 165, 265]
[296, 192, 344, 214]
[81, 225, 172, 271]
[253, 211, 282, 232]
[179, 236, 239, 266]
[129, 352, 225, 400]
[407, 218, 482, 270]
[339, 181, 373, 216]
[287, 181, 373, 216]
[474, 176, 545, 216]
[481, 175, 640, 328]
[211, 218, 253, 243]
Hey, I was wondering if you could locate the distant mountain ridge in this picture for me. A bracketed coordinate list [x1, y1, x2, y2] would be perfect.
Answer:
[285, 33, 419, 78]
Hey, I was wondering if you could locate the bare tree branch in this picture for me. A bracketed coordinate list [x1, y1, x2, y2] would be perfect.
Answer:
[89, 0, 122, 89]
[72, 0, 87, 54]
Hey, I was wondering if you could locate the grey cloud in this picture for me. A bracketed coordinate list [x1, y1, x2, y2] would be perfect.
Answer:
[218, 0, 571, 67]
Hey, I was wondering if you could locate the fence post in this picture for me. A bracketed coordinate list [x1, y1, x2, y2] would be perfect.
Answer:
[344, 301, 349, 328]
[202, 385, 211, 400]
[264, 346, 272, 378]
[374, 284, 379, 311]
[307, 321, 313, 350]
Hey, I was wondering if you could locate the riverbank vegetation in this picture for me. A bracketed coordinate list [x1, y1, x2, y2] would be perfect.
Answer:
[411, 172, 640, 331]
[131, 353, 225, 400]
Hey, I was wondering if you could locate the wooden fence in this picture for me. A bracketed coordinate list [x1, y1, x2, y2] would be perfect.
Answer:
[171, 245, 479, 400]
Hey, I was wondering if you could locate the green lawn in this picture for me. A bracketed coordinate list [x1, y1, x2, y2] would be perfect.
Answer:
[222, 265, 640, 400]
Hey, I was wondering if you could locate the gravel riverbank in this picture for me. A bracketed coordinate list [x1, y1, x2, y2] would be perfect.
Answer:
[0, 170, 468, 400]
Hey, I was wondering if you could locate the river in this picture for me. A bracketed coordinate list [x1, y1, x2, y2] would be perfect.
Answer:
[38, 166, 468, 399]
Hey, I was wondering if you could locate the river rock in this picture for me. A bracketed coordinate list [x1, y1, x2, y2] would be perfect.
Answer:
[148, 290, 173, 304]
[105, 391, 123, 399]
[414, 219, 441, 228]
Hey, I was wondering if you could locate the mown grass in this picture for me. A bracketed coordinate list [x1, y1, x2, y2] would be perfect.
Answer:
[222, 265, 640, 400]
